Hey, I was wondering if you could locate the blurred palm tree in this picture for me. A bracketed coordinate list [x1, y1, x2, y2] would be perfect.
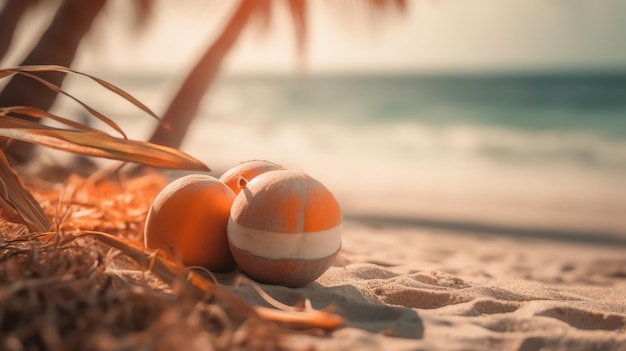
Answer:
[0, 0, 407, 164]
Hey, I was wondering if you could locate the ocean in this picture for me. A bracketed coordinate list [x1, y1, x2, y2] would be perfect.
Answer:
[58, 72, 626, 239]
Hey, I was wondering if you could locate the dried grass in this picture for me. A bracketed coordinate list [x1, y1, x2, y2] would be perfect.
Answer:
[0, 171, 291, 351]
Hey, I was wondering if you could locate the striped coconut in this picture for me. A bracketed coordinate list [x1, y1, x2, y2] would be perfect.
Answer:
[227, 170, 342, 288]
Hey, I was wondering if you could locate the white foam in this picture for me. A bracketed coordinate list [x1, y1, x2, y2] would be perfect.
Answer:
[227, 219, 342, 260]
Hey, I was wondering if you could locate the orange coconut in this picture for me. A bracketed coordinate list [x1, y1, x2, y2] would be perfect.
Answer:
[219, 160, 284, 195]
[144, 174, 236, 272]
[227, 170, 342, 287]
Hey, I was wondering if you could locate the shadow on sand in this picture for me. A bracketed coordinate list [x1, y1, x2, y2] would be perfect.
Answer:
[225, 278, 424, 339]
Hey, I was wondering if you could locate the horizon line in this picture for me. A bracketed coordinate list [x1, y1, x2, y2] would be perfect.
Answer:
[94, 66, 626, 81]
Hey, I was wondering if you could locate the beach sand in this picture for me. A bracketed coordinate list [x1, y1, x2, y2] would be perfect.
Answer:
[223, 219, 626, 350]
[20, 169, 626, 350]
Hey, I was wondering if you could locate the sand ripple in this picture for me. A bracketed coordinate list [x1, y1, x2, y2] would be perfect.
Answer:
[262, 222, 626, 350]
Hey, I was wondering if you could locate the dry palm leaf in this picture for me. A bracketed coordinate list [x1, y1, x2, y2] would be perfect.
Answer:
[0, 106, 109, 135]
[0, 65, 208, 230]
[0, 150, 50, 232]
[0, 65, 160, 122]
[0, 116, 207, 171]
[1, 65, 155, 140]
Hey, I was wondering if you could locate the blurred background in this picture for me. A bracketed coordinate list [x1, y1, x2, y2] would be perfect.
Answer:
[2, 0, 625, 240]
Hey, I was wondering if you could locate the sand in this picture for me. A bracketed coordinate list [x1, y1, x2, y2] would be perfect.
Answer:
[224, 220, 626, 350]
[16, 171, 625, 350]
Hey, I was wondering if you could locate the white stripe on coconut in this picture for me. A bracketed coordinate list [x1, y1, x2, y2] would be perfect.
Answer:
[227, 219, 342, 260]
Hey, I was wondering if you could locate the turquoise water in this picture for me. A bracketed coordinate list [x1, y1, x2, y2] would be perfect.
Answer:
[215, 74, 626, 131]
[203, 74, 626, 170]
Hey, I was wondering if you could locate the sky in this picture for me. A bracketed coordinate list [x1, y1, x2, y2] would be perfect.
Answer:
[227, 0, 626, 74]
[3, 0, 626, 75]
[71, 0, 626, 76]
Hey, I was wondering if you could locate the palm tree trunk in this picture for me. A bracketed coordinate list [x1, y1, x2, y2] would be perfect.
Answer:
[0, 0, 106, 163]
[148, 0, 256, 149]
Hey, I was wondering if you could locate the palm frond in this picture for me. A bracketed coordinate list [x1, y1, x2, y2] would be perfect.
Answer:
[0, 65, 165, 138]
[0, 150, 50, 232]
[0, 65, 210, 230]
[0, 106, 108, 135]
[0, 116, 208, 171]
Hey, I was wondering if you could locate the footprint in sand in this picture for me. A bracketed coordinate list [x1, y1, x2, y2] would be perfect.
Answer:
[456, 299, 521, 316]
[373, 286, 465, 309]
[536, 306, 626, 331]
[366, 271, 474, 309]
